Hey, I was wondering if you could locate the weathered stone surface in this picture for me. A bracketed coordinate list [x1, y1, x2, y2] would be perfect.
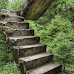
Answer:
[6, 21, 29, 29]
[20, 0, 54, 20]
[3, 15, 24, 22]
[27, 62, 62, 74]
[0, 15, 24, 24]
[8, 36, 40, 46]
[6, 29, 34, 37]
[0, 10, 24, 24]
[0, 9, 62, 74]
[0, 9, 20, 16]
[19, 52, 53, 73]
[0, 12, 5, 20]
[12, 44, 46, 63]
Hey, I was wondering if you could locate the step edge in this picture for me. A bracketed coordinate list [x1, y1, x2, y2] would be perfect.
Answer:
[8, 36, 40, 39]
[7, 21, 29, 24]
[19, 52, 53, 62]
[27, 62, 62, 74]
[13, 44, 46, 49]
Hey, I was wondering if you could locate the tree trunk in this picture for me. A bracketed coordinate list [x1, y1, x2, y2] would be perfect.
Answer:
[20, 0, 54, 20]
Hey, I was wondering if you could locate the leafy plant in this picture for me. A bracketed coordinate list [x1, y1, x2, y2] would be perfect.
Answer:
[7, 0, 24, 10]
[0, 32, 21, 74]
[0, 0, 8, 9]
[0, 0, 74, 73]
[0, 62, 21, 74]
[24, 2, 74, 73]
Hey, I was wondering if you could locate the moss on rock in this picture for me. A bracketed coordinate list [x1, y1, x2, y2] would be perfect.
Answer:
[0, 12, 5, 18]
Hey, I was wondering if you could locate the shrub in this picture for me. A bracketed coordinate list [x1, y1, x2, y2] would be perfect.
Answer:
[0, 32, 21, 74]
[7, 0, 24, 10]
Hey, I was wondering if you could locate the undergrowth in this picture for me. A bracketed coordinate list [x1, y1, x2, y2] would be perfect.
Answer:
[0, 32, 21, 74]
[24, 0, 74, 73]
[0, 0, 74, 74]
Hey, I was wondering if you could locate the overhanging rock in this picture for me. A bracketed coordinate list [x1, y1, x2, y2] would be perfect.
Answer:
[20, 0, 54, 20]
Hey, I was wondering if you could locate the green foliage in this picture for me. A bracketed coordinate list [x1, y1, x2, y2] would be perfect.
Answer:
[24, 0, 74, 73]
[0, 32, 12, 66]
[0, 0, 8, 9]
[0, 0, 24, 10]
[0, 62, 21, 74]
[0, 12, 5, 17]
[38, 0, 74, 24]
[0, 0, 74, 73]
[0, 32, 21, 74]
[7, 0, 24, 10]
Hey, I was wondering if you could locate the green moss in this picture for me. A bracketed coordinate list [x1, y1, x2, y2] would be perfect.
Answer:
[0, 22, 5, 26]
[0, 12, 9, 18]
[0, 12, 5, 16]
[4, 26, 13, 31]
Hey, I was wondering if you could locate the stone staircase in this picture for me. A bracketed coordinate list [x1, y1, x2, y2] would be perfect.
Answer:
[0, 9, 62, 74]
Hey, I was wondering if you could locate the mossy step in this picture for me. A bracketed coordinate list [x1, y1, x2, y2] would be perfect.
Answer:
[27, 62, 62, 74]
[12, 44, 46, 63]
[8, 36, 40, 46]
[1, 9, 20, 16]
[6, 21, 29, 29]
[6, 29, 34, 37]
[19, 52, 53, 73]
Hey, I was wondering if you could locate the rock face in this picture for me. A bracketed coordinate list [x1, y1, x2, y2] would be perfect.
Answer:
[0, 9, 62, 74]
[20, 0, 54, 20]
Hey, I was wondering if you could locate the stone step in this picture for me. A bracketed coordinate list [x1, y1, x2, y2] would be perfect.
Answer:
[0, 9, 20, 16]
[6, 29, 34, 37]
[6, 21, 29, 29]
[0, 14, 24, 23]
[27, 62, 62, 74]
[12, 44, 46, 63]
[0, 9, 62, 74]
[8, 36, 40, 46]
[19, 52, 53, 73]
